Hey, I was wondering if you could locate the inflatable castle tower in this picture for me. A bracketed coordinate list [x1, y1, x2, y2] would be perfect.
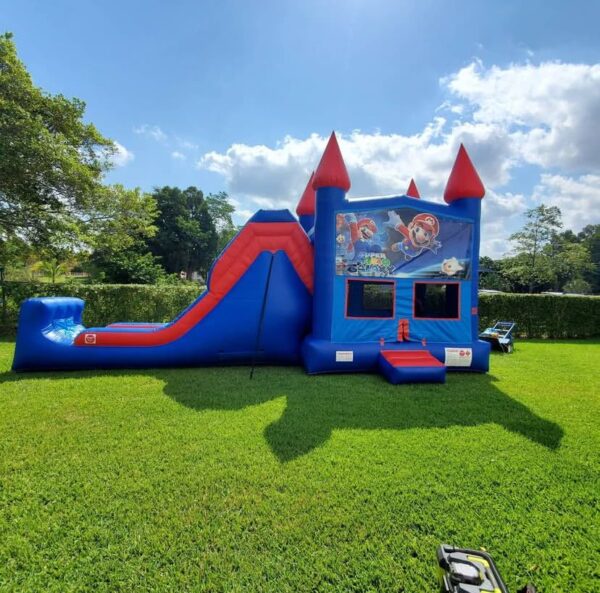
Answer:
[297, 133, 490, 383]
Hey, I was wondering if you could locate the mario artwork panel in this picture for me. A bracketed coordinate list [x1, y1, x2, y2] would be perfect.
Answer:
[335, 206, 473, 280]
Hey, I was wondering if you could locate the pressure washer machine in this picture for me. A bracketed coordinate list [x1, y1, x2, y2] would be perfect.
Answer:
[437, 545, 509, 593]
[479, 321, 516, 353]
[437, 544, 537, 593]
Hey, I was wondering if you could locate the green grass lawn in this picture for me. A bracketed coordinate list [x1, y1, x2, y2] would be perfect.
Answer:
[0, 340, 598, 593]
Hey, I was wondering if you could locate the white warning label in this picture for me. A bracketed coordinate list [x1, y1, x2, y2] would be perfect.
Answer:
[444, 347, 472, 367]
[335, 350, 354, 362]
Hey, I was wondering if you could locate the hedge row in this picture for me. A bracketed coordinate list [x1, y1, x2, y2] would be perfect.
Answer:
[1, 282, 202, 329]
[478, 293, 600, 339]
[1, 282, 598, 338]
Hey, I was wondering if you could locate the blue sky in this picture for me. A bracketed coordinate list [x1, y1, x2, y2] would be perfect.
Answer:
[4, 0, 600, 255]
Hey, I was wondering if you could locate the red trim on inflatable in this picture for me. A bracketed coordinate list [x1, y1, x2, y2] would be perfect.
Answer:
[107, 323, 164, 328]
[75, 222, 313, 347]
[296, 172, 316, 216]
[312, 132, 351, 192]
[443, 144, 485, 203]
[406, 178, 421, 199]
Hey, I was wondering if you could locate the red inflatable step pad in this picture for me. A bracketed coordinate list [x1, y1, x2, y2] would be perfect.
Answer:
[381, 350, 444, 368]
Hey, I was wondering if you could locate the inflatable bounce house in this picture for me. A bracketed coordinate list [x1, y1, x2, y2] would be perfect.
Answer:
[13, 133, 491, 383]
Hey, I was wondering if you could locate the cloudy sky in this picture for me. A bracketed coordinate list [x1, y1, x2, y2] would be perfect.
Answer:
[5, 0, 600, 256]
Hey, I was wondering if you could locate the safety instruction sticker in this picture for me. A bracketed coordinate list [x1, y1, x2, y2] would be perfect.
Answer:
[336, 351, 354, 362]
[444, 347, 472, 367]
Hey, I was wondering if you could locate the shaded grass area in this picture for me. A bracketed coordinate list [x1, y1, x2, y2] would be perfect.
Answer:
[0, 341, 598, 592]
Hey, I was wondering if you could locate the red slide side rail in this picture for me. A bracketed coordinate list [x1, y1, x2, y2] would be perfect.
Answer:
[75, 222, 313, 347]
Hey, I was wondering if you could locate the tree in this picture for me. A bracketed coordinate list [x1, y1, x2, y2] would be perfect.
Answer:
[0, 236, 29, 274]
[30, 258, 69, 283]
[545, 231, 594, 292]
[578, 224, 600, 293]
[508, 205, 562, 293]
[88, 185, 165, 284]
[563, 278, 592, 294]
[89, 250, 166, 284]
[29, 229, 77, 283]
[205, 192, 238, 252]
[0, 32, 114, 248]
[149, 187, 217, 278]
[479, 256, 513, 292]
[86, 185, 159, 253]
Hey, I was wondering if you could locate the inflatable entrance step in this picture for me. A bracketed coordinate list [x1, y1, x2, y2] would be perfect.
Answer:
[378, 349, 446, 385]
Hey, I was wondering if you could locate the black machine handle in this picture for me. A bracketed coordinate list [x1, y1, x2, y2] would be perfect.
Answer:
[437, 544, 511, 593]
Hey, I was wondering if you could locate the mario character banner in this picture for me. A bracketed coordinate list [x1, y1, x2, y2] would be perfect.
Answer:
[335, 207, 473, 279]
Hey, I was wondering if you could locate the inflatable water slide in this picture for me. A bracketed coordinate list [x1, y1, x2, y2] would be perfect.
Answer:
[13, 210, 313, 371]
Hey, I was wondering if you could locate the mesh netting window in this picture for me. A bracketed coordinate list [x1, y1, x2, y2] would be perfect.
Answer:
[346, 280, 395, 318]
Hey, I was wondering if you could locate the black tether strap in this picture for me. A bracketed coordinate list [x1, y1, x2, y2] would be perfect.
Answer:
[250, 253, 275, 379]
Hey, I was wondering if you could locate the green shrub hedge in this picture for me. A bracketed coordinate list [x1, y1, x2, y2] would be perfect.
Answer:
[478, 293, 600, 338]
[1, 283, 598, 338]
[1, 282, 202, 329]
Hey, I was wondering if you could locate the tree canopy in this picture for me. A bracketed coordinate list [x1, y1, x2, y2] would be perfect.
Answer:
[87, 185, 166, 284]
[481, 207, 596, 294]
[148, 187, 217, 278]
[506, 205, 562, 293]
[0, 32, 114, 248]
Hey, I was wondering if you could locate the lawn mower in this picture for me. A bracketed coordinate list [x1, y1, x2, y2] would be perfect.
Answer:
[437, 545, 536, 593]
[479, 321, 516, 353]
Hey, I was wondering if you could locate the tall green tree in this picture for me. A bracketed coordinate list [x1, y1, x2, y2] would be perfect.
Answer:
[478, 256, 513, 292]
[578, 224, 600, 293]
[86, 185, 159, 253]
[507, 205, 562, 293]
[149, 187, 218, 278]
[0, 236, 30, 279]
[205, 192, 238, 252]
[88, 185, 165, 284]
[29, 227, 77, 283]
[545, 230, 594, 292]
[0, 32, 114, 249]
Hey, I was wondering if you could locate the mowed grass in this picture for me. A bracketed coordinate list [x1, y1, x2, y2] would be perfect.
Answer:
[0, 340, 598, 593]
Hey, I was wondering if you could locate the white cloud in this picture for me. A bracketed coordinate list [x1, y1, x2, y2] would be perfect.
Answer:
[481, 189, 528, 257]
[444, 60, 600, 170]
[200, 134, 321, 204]
[133, 124, 167, 142]
[234, 209, 255, 224]
[197, 59, 600, 255]
[171, 151, 186, 160]
[176, 138, 199, 150]
[199, 121, 513, 202]
[111, 141, 134, 167]
[531, 173, 600, 231]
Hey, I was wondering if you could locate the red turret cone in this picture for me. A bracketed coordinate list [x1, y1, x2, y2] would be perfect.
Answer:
[296, 172, 316, 216]
[312, 132, 351, 192]
[406, 178, 421, 198]
[443, 144, 485, 203]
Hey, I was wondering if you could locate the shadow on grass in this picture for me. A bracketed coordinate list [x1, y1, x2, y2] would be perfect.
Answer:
[1, 364, 563, 462]
[163, 367, 564, 461]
